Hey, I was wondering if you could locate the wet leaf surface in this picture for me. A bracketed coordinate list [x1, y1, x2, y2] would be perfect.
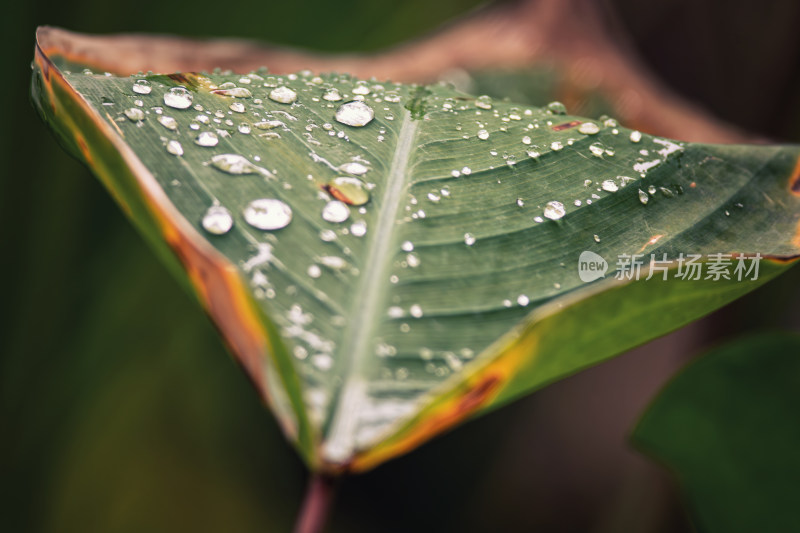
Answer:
[32, 28, 800, 471]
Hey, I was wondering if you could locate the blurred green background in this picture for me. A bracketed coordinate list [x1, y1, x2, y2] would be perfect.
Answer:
[3, 1, 800, 531]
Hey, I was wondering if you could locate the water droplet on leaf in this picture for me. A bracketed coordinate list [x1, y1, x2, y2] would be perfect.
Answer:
[307, 264, 322, 278]
[195, 131, 219, 147]
[157, 115, 177, 130]
[322, 200, 350, 223]
[339, 162, 369, 176]
[132, 79, 152, 95]
[244, 198, 293, 230]
[323, 88, 343, 102]
[335, 101, 374, 127]
[166, 140, 183, 156]
[546, 101, 567, 115]
[475, 95, 492, 110]
[352, 82, 370, 95]
[543, 200, 566, 220]
[601, 179, 619, 192]
[210, 154, 271, 176]
[350, 220, 367, 237]
[124, 107, 145, 121]
[202, 205, 234, 235]
[269, 86, 297, 104]
[164, 86, 193, 109]
[589, 142, 605, 157]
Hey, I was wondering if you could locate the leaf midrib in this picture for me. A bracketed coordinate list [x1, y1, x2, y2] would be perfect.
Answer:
[320, 109, 418, 462]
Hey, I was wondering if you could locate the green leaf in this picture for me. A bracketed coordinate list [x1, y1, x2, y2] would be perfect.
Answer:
[32, 28, 800, 472]
[632, 332, 800, 533]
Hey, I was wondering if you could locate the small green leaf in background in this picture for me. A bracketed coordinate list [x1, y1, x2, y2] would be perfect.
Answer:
[633, 332, 800, 533]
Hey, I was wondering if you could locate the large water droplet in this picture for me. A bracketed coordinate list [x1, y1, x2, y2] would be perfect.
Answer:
[307, 264, 322, 278]
[464, 233, 476, 246]
[202, 205, 234, 235]
[157, 115, 178, 130]
[543, 200, 566, 220]
[578, 122, 600, 135]
[195, 131, 219, 147]
[638, 189, 649, 205]
[320, 229, 337, 242]
[312, 353, 333, 371]
[335, 101, 374, 127]
[352, 82, 370, 95]
[164, 86, 193, 109]
[601, 179, 619, 192]
[132, 79, 152, 95]
[339, 162, 369, 176]
[124, 107, 145, 121]
[387, 306, 404, 318]
[384, 91, 401, 103]
[589, 142, 605, 157]
[210, 154, 271, 176]
[269, 86, 297, 104]
[325, 177, 369, 206]
[546, 101, 567, 115]
[475, 95, 493, 110]
[630, 130, 642, 143]
[323, 88, 343, 102]
[477, 129, 489, 140]
[350, 220, 367, 237]
[550, 141, 564, 151]
[244, 198, 293, 230]
[166, 140, 183, 156]
[320, 256, 346, 270]
[322, 200, 350, 223]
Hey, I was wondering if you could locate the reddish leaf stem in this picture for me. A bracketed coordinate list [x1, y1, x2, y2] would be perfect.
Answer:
[293, 473, 337, 533]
